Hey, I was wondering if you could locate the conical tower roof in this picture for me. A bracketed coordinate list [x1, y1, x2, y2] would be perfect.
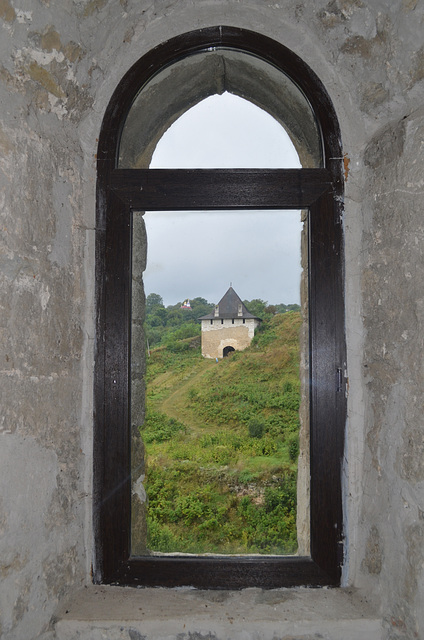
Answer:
[198, 287, 261, 320]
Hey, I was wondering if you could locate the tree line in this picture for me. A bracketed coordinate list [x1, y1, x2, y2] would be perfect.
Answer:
[144, 293, 300, 349]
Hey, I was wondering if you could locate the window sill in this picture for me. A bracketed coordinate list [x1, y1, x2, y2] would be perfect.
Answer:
[54, 585, 382, 640]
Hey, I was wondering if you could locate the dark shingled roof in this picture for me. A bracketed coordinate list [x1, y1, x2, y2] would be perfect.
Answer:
[198, 287, 262, 321]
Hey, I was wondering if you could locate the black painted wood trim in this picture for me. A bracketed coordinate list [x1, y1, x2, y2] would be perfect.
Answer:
[116, 556, 338, 589]
[95, 189, 132, 582]
[109, 169, 332, 210]
[97, 182, 344, 588]
[309, 192, 345, 583]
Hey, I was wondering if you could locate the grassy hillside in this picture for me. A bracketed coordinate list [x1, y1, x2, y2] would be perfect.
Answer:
[141, 311, 302, 555]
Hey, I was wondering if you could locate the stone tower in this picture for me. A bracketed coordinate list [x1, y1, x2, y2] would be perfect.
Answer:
[199, 286, 261, 359]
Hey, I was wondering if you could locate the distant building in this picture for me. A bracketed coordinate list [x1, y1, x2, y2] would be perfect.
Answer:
[198, 286, 261, 359]
[180, 299, 191, 309]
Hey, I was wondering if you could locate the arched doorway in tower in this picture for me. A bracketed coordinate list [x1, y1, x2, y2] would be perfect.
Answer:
[223, 346, 236, 357]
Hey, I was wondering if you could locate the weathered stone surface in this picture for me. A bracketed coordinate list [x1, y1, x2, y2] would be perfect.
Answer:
[360, 81, 389, 113]
[0, 0, 15, 23]
[53, 585, 382, 640]
[361, 525, 382, 575]
[360, 106, 424, 639]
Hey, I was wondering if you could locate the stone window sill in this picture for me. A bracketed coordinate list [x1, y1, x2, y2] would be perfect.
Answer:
[54, 585, 382, 640]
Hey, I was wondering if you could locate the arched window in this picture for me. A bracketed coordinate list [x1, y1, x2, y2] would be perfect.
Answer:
[94, 27, 345, 588]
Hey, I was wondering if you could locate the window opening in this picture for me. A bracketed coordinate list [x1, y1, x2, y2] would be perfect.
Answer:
[136, 208, 304, 556]
[132, 96, 306, 557]
[95, 26, 345, 589]
[118, 51, 322, 170]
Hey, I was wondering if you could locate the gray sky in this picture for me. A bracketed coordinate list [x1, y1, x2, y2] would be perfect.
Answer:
[142, 93, 303, 307]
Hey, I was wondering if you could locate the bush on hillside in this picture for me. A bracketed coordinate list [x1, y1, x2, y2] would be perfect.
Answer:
[248, 418, 265, 439]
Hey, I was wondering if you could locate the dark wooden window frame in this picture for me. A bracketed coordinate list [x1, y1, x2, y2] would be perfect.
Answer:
[94, 26, 346, 588]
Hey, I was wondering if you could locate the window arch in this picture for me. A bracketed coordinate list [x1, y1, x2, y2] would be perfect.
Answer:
[149, 92, 302, 169]
[94, 26, 345, 588]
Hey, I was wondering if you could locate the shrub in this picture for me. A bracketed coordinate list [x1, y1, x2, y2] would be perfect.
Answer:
[141, 412, 186, 443]
[238, 470, 257, 484]
[187, 387, 199, 401]
[288, 435, 299, 461]
[248, 418, 265, 439]
[147, 519, 180, 552]
[264, 478, 296, 514]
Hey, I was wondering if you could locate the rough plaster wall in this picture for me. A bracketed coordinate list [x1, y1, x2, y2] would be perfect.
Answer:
[0, 3, 96, 638]
[359, 109, 424, 639]
[0, 1, 424, 639]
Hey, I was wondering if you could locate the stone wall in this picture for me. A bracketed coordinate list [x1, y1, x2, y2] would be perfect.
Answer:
[201, 318, 259, 358]
[1, 1, 424, 639]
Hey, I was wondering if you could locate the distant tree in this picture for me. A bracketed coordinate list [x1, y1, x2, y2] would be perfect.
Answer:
[274, 302, 301, 314]
[265, 305, 277, 315]
[167, 310, 184, 326]
[244, 298, 267, 319]
[166, 302, 181, 311]
[154, 307, 167, 323]
[146, 326, 166, 347]
[146, 293, 164, 314]
[191, 297, 209, 306]
[190, 297, 214, 318]
[148, 306, 169, 327]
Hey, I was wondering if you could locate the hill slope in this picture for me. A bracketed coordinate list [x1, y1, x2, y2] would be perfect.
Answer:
[141, 311, 302, 555]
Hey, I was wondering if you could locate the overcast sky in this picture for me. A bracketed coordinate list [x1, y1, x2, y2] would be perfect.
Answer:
[141, 93, 303, 307]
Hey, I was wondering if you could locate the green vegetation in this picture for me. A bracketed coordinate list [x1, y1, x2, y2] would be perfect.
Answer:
[145, 294, 214, 349]
[144, 292, 300, 349]
[141, 295, 302, 555]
